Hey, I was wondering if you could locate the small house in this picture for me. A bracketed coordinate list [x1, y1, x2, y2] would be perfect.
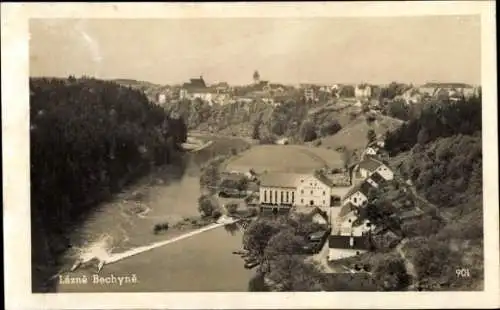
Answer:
[327, 235, 373, 261]
[342, 181, 374, 208]
[357, 157, 394, 181]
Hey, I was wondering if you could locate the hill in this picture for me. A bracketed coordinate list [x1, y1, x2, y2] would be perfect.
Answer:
[384, 95, 483, 290]
[165, 98, 398, 147]
[317, 113, 403, 151]
[30, 77, 188, 292]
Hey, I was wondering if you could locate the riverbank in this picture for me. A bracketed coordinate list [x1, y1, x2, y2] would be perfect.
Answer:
[46, 134, 255, 292]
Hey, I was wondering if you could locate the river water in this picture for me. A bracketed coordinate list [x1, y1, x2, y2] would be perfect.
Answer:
[56, 135, 254, 292]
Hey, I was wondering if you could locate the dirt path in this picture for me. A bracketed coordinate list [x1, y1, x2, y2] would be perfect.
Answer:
[396, 238, 418, 290]
[406, 184, 450, 222]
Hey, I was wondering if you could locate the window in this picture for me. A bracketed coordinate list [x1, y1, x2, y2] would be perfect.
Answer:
[356, 251, 360, 255]
[300, 179, 304, 183]
[353, 197, 358, 203]
[323, 191, 326, 195]
[310, 190, 313, 195]
[264, 190, 267, 202]
[322, 200, 325, 205]
[280, 192, 283, 203]
[274, 191, 278, 202]
[286, 191, 289, 202]
[301, 199, 304, 204]
[301, 190, 304, 194]
[291, 192, 295, 202]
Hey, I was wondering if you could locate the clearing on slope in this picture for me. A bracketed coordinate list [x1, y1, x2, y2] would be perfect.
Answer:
[224, 144, 344, 174]
[318, 114, 403, 151]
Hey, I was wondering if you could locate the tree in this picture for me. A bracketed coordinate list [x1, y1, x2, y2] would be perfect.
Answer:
[373, 257, 410, 291]
[342, 149, 353, 172]
[299, 121, 317, 142]
[225, 203, 238, 215]
[243, 219, 282, 256]
[264, 229, 307, 259]
[319, 120, 342, 136]
[266, 255, 324, 291]
[248, 272, 270, 291]
[253, 70, 260, 84]
[367, 129, 377, 144]
[252, 117, 262, 140]
[198, 195, 218, 217]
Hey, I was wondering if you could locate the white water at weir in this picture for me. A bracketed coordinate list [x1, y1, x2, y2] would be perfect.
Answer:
[72, 215, 239, 268]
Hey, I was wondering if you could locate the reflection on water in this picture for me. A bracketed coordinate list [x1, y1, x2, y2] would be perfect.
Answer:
[223, 222, 240, 236]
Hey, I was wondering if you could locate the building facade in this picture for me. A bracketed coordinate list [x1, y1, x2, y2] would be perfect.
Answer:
[296, 174, 332, 207]
[327, 235, 372, 261]
[355, 84, 372, 98]
[258, 172, 334, 208]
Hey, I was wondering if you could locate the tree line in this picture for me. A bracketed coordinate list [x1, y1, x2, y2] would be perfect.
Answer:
[384, 94, 482, 156]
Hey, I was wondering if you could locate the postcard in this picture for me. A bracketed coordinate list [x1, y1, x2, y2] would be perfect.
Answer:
[2, 1, 498, 309]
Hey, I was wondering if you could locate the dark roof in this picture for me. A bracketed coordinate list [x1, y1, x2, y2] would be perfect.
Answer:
[357, 84, 370, 90]
[368, 171, 385, 185]
[259, 172, 300, 188]
[314, 171, 335, 188]
[343, 180, 375, 199]
[309, 207, 329, 221]
[358, 158, 383, 172]
[338, 202, 357, 217]
[183, 77, 207, 90]
[328, 235, 372, 250]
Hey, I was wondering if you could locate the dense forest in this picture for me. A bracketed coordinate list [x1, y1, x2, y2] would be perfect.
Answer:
[385, 93, 484, 290]
[30, 77, 187, 291]
[384, 95, 482, 155]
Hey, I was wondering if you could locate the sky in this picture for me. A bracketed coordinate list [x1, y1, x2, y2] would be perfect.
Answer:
[29, 16, 481, 85]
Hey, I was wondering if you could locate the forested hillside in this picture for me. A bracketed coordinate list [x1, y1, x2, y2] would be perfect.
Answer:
[30, 77, 187, 291]
[385, 95, 483, 290]
[165, 98, 400, 148]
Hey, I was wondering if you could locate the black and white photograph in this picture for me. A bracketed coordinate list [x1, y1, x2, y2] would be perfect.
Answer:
[2, 2, 499, 309]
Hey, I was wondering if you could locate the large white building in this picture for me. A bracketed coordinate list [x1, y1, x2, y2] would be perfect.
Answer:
[259, 172, 335, 208]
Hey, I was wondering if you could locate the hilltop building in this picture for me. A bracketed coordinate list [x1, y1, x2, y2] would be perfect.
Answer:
[355, 84, 372, 98]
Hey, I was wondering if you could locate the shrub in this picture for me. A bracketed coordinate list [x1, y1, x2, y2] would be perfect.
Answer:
[259, 134, 276, 145]
[299, 121, 317, 142]
[212, 210, 222, 220]
[373, 257, 410, 291]
[313, 140, 322, 146]
[366, 114, 377, 124]
[153, 222, 169, 234]
[225, 203, 238, 214]
[198, 195, 218, 217]
[319, 120, 342, 136]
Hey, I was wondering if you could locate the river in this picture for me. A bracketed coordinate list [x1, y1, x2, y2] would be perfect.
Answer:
[55, 135, 254, 292]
